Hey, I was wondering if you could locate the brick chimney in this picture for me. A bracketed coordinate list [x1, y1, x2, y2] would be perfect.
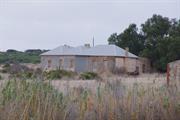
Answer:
[84, 44, 91, 48]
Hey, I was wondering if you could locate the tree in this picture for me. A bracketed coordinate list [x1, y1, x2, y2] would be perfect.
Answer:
[108, 24, 144, 56]
[108, 33, 119, 45]
[141, 14, 170, 38]
[141, 14, 179, 72]
[107, 14, 180, 72]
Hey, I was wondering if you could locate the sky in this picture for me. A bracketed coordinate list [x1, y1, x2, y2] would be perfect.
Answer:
[0, 0, 179, 51]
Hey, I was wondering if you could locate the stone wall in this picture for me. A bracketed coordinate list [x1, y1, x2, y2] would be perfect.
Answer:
[41, 55, 75, 71]
[138, 57, 151, 74]
[86, 56, 115, 73]
[167, 60, 180, 86]
[41, 55, 151, 74]
[115, 57, 139, 74]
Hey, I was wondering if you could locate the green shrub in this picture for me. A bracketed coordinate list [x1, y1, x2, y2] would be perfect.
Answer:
[8, 71, 34, 79]
[24, 71, 34, 78]
[3, 63, 10, 68]
[1, 69, 8, 73]
[45, 70, 62, 80]
[44, 70, 76, 80]
[79, 72, 99, 80]
[1, 63, 10, 73]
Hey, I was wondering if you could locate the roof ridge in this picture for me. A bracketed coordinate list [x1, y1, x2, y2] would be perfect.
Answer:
[41, 44, 138, 58]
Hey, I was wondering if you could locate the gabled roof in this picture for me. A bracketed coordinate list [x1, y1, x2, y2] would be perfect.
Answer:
[41, 45, 138, 58]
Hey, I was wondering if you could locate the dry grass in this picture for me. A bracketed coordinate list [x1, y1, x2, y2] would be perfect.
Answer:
[0, 75, 179, 120]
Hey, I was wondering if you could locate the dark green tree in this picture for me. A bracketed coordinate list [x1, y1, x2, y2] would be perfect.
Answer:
[108, 24, 144, 56]
[107, 14, 180, 72]
[108, 33, 119, 45]
[141, 14, 179, 72]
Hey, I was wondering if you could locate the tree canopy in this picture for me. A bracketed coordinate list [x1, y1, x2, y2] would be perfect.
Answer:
[108, 24, 145, 56]
[108, 14, 180, 72]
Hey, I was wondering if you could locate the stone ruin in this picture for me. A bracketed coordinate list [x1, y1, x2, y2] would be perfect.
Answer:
[167, 60, 180, 87]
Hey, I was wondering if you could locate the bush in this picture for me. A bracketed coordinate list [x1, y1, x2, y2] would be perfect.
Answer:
[44, 70, 76, 80]
[44, 70, 62, 80]
[3, 63, 10, 68]
[1, 69, 8, 73]
[79, 72, 99, 80]
[1, 63, 10, 73]
[23, 71, 34, 79]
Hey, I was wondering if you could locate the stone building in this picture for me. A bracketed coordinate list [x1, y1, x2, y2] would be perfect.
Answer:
[41, 44, 150, 74]
[167, 60, 180, 86]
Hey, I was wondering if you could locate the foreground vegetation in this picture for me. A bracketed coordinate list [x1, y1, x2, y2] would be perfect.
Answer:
[0, 64, 100, 80]
[0, 79, 179, 120]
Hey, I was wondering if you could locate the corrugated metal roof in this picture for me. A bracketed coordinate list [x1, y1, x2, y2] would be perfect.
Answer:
[41, 45, 138, 58]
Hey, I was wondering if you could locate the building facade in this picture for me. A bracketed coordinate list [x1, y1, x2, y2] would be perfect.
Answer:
[41, 45, 150, 74]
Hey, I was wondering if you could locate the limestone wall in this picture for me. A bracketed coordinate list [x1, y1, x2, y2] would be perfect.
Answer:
[167, 60, 180, 86]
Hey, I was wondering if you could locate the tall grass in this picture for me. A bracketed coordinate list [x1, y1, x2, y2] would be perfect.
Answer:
[0, 79, 179, 120]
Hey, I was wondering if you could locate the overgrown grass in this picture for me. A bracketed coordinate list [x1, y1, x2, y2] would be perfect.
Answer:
[0, 80, 64, 120]
[0, 79, 179, 120]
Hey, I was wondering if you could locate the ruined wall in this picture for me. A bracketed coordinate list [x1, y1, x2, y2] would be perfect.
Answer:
[41, 55, 151, 74]
[115, 57, 139, 74]
[87, 56, 139, 74]
[115, 57, 126, 74]
[41, 55, 116, 73]
[41, 56, 75, 71]
[138, 57, 151, 73]
[86, 56, 115, 73]
[167, 60, 180, 86]
[126, 58, 139, 73]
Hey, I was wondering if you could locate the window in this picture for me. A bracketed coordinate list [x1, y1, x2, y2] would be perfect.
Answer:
[48, 60, 52, 68]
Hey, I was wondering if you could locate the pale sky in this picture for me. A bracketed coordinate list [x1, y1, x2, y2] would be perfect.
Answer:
[0, 0, 179, 51]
